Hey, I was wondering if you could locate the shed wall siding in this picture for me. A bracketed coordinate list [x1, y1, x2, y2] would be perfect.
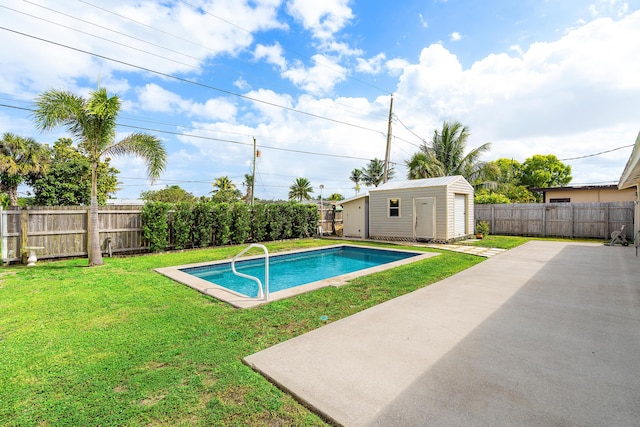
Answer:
[369, 186, 448, 239]
[445, 179, 474, 239]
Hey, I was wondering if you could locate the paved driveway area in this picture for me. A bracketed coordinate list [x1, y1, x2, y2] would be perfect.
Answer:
[244, 241, 640, 426]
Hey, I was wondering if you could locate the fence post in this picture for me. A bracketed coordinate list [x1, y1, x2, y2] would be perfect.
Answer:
[491, 205, 495, 234]
[604, 204, 609, 239]
[0, 207, 6, 264]
[570, 204, 574, 238]
[86, 207, 91, 257]
[542, 204, 546, 237]
[20, 208, 28, 264]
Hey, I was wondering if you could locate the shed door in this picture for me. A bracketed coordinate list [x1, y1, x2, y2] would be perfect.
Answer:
[414, 197, 435, 240]
[454, 194, 467, 236]
[343, 203, 365, 238]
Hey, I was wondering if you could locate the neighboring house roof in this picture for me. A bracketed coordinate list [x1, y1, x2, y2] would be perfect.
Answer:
[533, 185, 622, 192]
[106, 198, 145, 205]
[618, 131, 640, 189]
[370, 176, 467, 192]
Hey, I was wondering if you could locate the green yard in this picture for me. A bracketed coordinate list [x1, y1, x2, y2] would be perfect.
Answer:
[0, 239, 487, 426]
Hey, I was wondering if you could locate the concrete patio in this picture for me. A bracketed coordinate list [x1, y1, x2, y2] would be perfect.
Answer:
[244, 241, 640, 426]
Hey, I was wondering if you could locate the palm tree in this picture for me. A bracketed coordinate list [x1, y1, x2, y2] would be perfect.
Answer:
[349, 168, 363, 195]
[33, 87, 166, 266]
[0, 132, 50, 206]
[288, 177, 313, 202]
[211, 176, 241, 203]
[408, 121, 490, 181]
[242, 173, 253, 203]
[362, 158, 394, 187]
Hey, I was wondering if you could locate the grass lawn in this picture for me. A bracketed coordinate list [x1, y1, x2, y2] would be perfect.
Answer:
[462, 235, 607, 250]
[0, 239, 484, 427]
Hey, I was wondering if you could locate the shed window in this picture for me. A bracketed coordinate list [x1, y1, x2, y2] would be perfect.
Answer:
[389, 198, 400, 217]
[550, 198, 570, 203]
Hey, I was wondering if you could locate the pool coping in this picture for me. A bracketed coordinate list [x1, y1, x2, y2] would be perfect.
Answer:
[155, 244, 440, 309]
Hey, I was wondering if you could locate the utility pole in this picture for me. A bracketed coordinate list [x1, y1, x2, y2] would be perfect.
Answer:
[251, 137, 257, 206]
[383, 94, 394, 184]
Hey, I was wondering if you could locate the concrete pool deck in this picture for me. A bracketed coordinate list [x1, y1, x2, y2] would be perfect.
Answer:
[244, 241, 640, 426]
[155, 244, 439, 309]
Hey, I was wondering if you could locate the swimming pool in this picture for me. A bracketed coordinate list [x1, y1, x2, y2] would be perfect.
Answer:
[156, 244, 439, 308]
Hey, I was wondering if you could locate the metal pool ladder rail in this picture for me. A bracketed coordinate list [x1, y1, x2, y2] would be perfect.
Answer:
[232, 244, 269, 301]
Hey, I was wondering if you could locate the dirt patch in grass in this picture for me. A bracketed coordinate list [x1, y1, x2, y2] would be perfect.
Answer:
[138, 393, 166, 406]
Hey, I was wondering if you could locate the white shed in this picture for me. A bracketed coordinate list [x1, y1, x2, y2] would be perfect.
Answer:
[340, 194, 369, 239]
[368, 176, 474, 242]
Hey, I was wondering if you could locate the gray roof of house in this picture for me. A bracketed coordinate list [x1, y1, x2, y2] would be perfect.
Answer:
[370, 176, 466, 191]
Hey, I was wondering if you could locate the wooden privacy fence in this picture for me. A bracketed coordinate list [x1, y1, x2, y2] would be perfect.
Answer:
[474, 202, 634, 239]
[1, 204, 334, 264]
[1, 206, 144, 263]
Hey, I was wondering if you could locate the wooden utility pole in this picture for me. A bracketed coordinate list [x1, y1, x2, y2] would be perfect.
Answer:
[251, 137, 257, 206]
[383, 94, 394, 184]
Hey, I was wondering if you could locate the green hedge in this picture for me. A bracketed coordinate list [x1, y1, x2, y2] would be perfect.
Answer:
[141, 201, 320, 252]
[141, 202, 171, 252]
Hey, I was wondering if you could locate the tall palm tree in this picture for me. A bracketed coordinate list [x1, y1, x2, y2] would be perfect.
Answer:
[408, 121, 490, 181]
[288, 177, 313, 202]
[33, 87, 166, 266]
[0, 132, 50, 206]
[362, 158, 394, 187]
[349, 168, 363, 195]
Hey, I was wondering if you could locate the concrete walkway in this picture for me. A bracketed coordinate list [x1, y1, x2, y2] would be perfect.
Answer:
[244, 241, 640, 426]
[422, 242, 507, 258]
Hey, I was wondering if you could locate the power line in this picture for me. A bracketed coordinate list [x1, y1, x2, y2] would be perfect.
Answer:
[0, 5, 199, 70]
[559, 144, 633, 161]
[0, 102, 379, 163]
[394, 114, 426, 148]
[22, 0, 204, 63]
[0, 26, 386, 135]
[76, 0, 217, 54]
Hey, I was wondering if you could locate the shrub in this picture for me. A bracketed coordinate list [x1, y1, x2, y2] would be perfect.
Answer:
[141, 201, 171, 252]
[250, 203, 268, 242]
[171, 202, 193, 250]
[476, 220, 490, 236]
[213, 203, 232, 246]
[192, 200, 214, 247]
[230, 202, 251, 244]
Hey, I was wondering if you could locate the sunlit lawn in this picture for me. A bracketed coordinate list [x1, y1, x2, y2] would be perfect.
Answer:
[0, 239, 484, 427]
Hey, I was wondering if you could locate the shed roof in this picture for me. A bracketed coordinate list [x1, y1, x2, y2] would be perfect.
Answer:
[339, 194, 369, 205]
[370, 175, 467, 192]
[618, 131, 640, 190]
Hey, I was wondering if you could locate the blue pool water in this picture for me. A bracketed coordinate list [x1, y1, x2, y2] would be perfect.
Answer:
[182, 246, 420, 298]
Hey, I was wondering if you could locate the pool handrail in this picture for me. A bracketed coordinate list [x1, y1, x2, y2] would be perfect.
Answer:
[231, 243, 269, 301]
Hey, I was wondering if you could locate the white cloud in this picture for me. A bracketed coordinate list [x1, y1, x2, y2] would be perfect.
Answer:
[286, 0, 354, 39]
[450, 31, 462, 41]
[136, 84, 237, 120]
[0, 0, 285, 96]
[356, 53, 386, 74]
[392, 11, 640, 186]
[254, 42, 288, 70]
[234, 78, 251, 90]
[385, 58, 411, 76]
[418, 13, 428, 28]
[282, 55, 347, 94]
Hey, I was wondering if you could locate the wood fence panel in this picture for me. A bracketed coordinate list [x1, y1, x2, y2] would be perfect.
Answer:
[474, 202, 633, 239]
[492, 204, 544, 236]
[1, 206, 146, 263]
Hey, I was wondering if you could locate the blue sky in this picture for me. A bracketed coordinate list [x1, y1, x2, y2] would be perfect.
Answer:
[1, 0, 639, 201]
